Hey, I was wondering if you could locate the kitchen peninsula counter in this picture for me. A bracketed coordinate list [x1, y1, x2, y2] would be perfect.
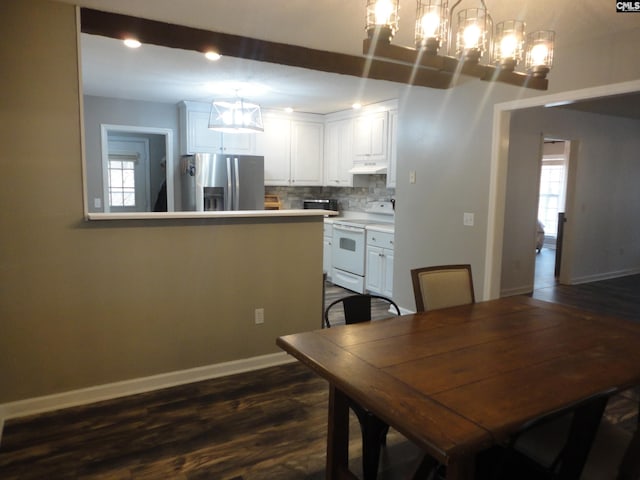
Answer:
[87, 209, 338, 221]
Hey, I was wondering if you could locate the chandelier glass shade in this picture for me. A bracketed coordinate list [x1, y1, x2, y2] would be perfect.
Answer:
[366, 0, 400, 42]
[208, 98, 264, 134]
[455, 7, 491, 62]
[415, 0, 448, 53]
[493, 20, 526, 70]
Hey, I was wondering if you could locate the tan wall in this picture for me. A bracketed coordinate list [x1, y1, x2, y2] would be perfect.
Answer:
[0, 0, 322, 403]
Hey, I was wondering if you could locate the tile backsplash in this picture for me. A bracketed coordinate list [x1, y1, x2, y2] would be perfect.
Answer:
[265, 175, 395, 212]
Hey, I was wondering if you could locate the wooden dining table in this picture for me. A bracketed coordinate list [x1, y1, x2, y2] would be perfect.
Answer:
[276, 295, 640, 480]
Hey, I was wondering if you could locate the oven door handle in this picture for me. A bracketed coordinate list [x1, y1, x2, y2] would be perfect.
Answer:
[333, 225, 364, 234]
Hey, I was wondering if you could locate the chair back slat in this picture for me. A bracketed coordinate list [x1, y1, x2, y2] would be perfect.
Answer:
[324, 294, 400, 328]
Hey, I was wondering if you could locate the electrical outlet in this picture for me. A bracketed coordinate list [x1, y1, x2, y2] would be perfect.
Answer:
[254, 308, 264, 325]
[409, 170, 416, 184]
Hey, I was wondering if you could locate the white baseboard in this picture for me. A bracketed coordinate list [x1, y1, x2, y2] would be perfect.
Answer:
[568, 268, 640, 285]
[0, 352, 296, 425]
[500, 285, 533, 297]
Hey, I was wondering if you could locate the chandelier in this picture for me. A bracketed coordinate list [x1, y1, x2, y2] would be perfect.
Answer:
[208, 97, 264, 133]
[364, 0, 555, 90]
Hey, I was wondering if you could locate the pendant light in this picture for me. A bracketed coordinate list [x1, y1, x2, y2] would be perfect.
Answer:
[208, 97, 264, 134]
[363, 0, 556, 90]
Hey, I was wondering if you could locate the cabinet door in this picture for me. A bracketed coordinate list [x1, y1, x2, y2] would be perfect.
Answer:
[221, 132, 256, 154]
[189, 110, 223, 153]
[387, 110, 398, 188]
[365, 245, 384, 294]
[354, 111, 388, 162]
[261, 116, 291, 185]
[324, 118, 353, 186]
[382, 249, 394, 297]
[323, 235, 333, 279]
[291, 120, 323, 186]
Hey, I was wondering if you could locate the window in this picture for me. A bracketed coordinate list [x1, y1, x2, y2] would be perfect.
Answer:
[108, 154, 137, 207]
[537, 156, 567, 237]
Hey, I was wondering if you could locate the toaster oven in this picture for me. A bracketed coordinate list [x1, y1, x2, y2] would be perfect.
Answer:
[303, 199, 339, 211]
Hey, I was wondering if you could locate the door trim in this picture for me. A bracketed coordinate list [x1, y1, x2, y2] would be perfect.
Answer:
[99, 124, 174, 213]
[484, 79, 640, 300]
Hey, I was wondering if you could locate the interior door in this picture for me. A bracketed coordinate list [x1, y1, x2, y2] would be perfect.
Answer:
[105, 137, 150, 212]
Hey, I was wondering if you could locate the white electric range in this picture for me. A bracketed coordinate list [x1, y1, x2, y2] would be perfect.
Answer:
[331, 202, 394, 293]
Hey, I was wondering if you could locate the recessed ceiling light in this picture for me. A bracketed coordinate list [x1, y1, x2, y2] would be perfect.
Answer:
[205, 51, 221, 61]
[352, 102, 362, 110]
[123, 38, 141, 49]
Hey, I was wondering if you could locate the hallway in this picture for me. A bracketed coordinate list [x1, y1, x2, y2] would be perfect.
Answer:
[534, 245, 557, 289]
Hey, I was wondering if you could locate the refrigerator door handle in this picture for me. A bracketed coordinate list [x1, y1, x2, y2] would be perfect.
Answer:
[226, 156, 233, 210]
[233, 157, 240, 211]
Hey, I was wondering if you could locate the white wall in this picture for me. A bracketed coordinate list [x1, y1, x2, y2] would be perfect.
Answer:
[392, 25, 640, 311]
[393, 81, 517, 310]
[501, 107, 640, 294]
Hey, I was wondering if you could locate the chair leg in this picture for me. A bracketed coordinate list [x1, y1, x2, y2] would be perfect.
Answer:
[351, 405, 388, 480]
[411, 454, 439, 479]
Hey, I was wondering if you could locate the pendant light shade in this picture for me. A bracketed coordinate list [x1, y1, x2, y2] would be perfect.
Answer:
[455, 7, 491, 62]
[366, 0, 400, 43]
[526, 30, 555, 78]
[494, 20, 526, 71]
[208, 98, 264, 133]
[415, 0, 448, 54]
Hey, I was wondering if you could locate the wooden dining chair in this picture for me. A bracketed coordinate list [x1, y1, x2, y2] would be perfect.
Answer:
[581, 419, 640, 480]
[414, 391, 615, 480]
[475, 389, 614, 480]
[324, 293, 400, 328]
[324, 294, 401, 480]
[410, 264, 475, 312]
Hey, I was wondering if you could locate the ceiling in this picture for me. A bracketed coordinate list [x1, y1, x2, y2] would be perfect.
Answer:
[62, 0, 640, 117]
[80, 33, 407, 114]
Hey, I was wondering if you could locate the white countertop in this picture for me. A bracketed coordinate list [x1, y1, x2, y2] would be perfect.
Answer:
[87, 209, 338, 221]
[366, 223, 395, 234]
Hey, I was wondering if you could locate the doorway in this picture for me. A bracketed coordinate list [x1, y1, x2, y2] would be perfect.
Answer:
[105, 137, 150, 213]
[99, 124, 174, 213]
[534, 139, 571, 289]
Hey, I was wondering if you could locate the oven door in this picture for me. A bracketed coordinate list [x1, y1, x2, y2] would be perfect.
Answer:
[332, 224, 366, 276]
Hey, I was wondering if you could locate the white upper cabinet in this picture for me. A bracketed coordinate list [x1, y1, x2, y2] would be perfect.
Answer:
[323, 117, 353, 187]
[259, 111, 324, 186]
[291, 120, 324, 185]
[354, 110, 388, 162]
[387, 109, 398, 188]
[179, 101, 257, 155]
[258, 114, 291, 185]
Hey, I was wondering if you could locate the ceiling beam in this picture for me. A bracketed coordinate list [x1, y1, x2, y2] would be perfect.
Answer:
[80, 8, 453, 90]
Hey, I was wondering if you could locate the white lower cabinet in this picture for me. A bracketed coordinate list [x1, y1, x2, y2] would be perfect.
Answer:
[365, 229, 394, 297]
[323, 222, 333, 280]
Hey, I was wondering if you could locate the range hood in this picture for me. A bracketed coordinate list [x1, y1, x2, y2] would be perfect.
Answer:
[349, 164, 388, 175]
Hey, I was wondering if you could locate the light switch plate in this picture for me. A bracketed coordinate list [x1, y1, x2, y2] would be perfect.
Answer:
[463, 212, 474, 226]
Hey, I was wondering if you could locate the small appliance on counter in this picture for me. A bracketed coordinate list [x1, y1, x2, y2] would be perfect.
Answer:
[303, 199, 339, 212]
[181, 153, 264, 211]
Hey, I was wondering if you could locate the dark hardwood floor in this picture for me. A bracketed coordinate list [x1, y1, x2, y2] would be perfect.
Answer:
[1, 274, 639, 479]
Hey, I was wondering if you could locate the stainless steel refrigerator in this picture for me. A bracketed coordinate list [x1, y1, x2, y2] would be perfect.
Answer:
[181, 154, 264, 211]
